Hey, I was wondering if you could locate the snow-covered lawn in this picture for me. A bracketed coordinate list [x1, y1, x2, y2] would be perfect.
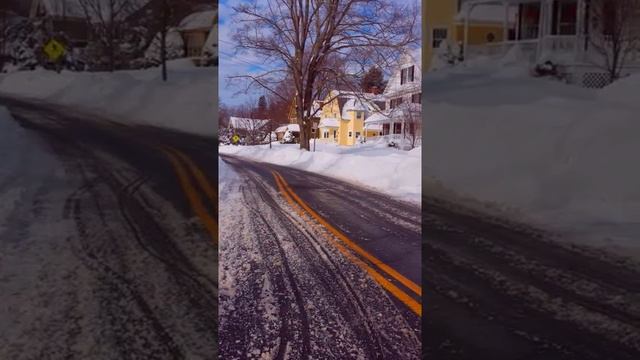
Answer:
[424, 63, 640, 259]
[220, 142, 421, 203]
[0, 59, 216, 135]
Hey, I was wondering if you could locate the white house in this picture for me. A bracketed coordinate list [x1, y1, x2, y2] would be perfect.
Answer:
[364, 48, 422, 148]
[461, 0, 640, 87]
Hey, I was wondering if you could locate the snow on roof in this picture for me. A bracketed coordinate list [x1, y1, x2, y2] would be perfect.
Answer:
[229, 116, 269, 130]
[202, 23, 217, 56]
[366, 124, 383, 131]
[383, 47, 422, 97]
[319, 118, 339, 128]
[286, 124, 300, 132]
[179, 10, 216, 31]
[275, 125, 289, 132]
[364, 112, 391, 124]
[341, 98, 375, 119]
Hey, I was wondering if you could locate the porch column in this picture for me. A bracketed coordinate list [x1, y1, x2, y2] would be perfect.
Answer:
[575, 0, 584, 62]
[463, 4, 473, 60]
[536, 0, 547, 62]
[390, 120, 395, 140]
[503, 1, 509, 42]
[515, 4, 521, 40]
[400, 116, 406, 145]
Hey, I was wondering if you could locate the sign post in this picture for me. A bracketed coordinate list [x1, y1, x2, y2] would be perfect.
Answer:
[43, 39, 66, 73]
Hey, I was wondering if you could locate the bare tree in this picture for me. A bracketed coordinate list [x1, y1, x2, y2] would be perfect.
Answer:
[0, 10, 9, 68]
[79, 0, 145, 71]
[589, 0, 640, 81]
[399, 103, 421, 150]
[231, 0, 418, 151]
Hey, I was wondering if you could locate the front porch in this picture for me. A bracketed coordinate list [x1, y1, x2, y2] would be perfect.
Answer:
[364, 108, 421, 150]
[462, 0, 588, 65]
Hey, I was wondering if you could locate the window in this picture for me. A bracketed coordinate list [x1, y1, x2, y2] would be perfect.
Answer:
[551, 0, 577, 35]
[333, 130, 337, 138]
[432, 28, 448, 49]
[412, 93, 422, 104]
[348, 131, 353, 137]
[355, 132, 361, 138]
[400, 65, 415, 85]
[356, 111, 362, 119]
[390, 97, 404, 109]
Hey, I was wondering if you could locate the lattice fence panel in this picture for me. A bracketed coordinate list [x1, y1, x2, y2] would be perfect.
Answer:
[582, 72, 612, 88]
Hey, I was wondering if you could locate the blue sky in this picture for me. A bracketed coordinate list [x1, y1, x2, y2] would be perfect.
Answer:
[218, 0, 421, 107]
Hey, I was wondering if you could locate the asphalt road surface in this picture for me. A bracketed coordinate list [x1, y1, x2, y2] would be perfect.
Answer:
[218, 154, 422, 359]
[0, 97, 217, 359]
[423, 197, 640, 359]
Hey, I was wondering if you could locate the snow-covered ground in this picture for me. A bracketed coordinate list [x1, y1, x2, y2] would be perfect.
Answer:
[220, 141, 421, 203]
[423, 62, 640, 260]
[0, 59, 216, 136]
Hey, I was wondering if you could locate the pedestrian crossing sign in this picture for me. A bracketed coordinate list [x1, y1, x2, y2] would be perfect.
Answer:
[44, 39, 65, 61]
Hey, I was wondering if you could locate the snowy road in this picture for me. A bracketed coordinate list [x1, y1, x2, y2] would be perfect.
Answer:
[423, 197, 640, 359]
[219, 154, 422, 359]
[0, 97, 217, 359]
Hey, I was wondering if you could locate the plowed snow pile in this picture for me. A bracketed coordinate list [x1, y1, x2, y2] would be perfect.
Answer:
[423, 64, 640, 259]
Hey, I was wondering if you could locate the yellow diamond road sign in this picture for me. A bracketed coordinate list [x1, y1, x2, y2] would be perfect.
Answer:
[44, 39, 65, 61]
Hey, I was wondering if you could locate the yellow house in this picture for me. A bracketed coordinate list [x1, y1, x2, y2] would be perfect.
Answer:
[425, 0, 512, 70]
[318, 91, 383, 146]
[287, 97, 321, 139]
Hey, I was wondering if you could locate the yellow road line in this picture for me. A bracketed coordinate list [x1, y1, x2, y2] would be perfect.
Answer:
[273, 171, 422, 297]
[162, 148, 218, 245]
[170, 149, 218, 207]
[272, 172, 422, 316]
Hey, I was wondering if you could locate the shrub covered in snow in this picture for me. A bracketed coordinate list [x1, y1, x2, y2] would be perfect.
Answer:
[430, 40, 463, 71]
[144, 29, 185, 66]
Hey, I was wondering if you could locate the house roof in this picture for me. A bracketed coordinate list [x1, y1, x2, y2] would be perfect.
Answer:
[179, 10, 216, 31]
[383, 47, 422, 97]
[318, 118, 340, 128]
[229, 116, 269, 130]
[275, 124, 300, 132]
[364, 111, 391, 124]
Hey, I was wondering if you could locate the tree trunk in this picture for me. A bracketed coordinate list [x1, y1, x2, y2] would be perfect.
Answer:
[161, 30, 167, 81]
[161, 0, 168, 82]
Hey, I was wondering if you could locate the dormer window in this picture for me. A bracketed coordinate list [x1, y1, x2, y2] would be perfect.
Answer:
[401, 65, 415, 85]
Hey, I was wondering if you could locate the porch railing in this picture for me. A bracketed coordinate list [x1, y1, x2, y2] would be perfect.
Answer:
[363, 134, 421, 149]
[466, 39, 539, 63]
[466, 36, 580, 64]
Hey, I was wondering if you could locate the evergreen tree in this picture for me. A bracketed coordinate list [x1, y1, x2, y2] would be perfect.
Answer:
[361, 66, 386, 94]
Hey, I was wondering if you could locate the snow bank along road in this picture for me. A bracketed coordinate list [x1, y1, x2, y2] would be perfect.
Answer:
[0, 97, 217, 359]
[219, 155, 421, 359]
[423, 196, 640, 359]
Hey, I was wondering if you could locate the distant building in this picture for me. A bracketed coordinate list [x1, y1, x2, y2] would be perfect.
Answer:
[363, 48, 422, 148]
[28, 0, 89, 48]
[178, 10, 216, 58]
[317, 90, 385, 146]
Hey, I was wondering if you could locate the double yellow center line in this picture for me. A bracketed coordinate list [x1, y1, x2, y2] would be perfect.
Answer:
[162, 146, 218, 245]
[272, 170, 422, 316]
